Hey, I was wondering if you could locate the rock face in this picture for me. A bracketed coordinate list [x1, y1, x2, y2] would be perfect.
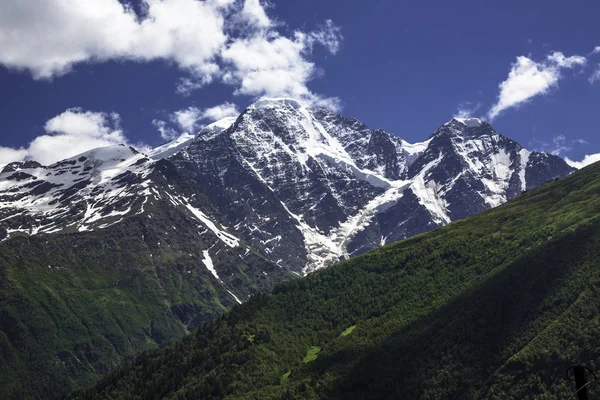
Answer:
[0, 99, 576, 274]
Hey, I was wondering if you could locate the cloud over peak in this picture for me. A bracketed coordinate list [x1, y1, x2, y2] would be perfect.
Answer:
[454, 101, 482, 119]
[154, 101, 241, 140]
[199, 102, 241, 122]
[220, 24, 342, 110]
[0, 108, 129, 165]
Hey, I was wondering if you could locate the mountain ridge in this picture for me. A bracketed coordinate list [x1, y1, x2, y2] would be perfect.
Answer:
[0, 98, 576, 273]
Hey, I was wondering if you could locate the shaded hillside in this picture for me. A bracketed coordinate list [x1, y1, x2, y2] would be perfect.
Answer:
[0, 198, 291, 399]
[77, 162, 600, 399]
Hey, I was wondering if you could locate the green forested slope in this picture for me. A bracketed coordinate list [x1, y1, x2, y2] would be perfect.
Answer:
[0, 200, 291, 399]
[76, 162, 600, 399]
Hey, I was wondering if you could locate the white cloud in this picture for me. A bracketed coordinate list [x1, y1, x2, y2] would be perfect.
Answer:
[592, 46, 600, 54]
[565, 153, 600, 169]
[172, 102, 240, 133]
[0, 0, 232, 82]
[548, 135, 571, 156]
[0, 108, 131, 165]
[0, 147, 28, 165]
[306, 20, 343, 55]
[44, 109, 122, 139]
[454, 102, 482, 118]
[488, 52, 586, 120]
[154, 102, 241, 140]
[546, 52, 587, 68]
[173, 107, 203, 133]
[199, 102, 240, 122]
[589, 65, 600, 84]
[152, 119, 178, 141]
[221, 22, 342, 110]
[238, 0, 272, 29]
[0, 0, 342, 109]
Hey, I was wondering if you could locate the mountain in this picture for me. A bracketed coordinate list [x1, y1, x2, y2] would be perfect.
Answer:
[168, 100, 574, 270]
[0, 99, 575, 274]
[0, 144, 293, 398]
[75, 160, 600, 400]
[0, 98, 577, 398]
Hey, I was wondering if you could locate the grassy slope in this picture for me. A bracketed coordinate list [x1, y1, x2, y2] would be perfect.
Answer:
[0, 200, 291, 399]
[77, 162, 600, 399]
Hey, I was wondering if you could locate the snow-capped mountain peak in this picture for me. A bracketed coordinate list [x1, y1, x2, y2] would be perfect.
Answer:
[249, 97, 304, 111]
[196, 116, 238, 142]
[452, 117, 484, 128]
[166, 100, 575, 272]
[148, 134, 195, 160]
[0, 99, 577, 274]
[65, 144, 139, 161]
[434, 118, 495, 140]
[201, 116, 238, 133]
[0, 143, 157, 237]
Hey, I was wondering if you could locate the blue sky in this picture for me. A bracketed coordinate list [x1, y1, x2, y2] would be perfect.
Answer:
[0, 0, 599, 167]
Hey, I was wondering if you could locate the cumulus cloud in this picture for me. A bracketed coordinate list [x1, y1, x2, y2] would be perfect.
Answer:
[0, 0, 232, 81]
[221, 22, 342, 110]
[488, 52, 586, 120]
[238, 0, 272, 29]
[199, 102, 240, 122]
[565, 153, 600, 169]
[154, 102, 241, 140]
[172, 107, 204, 133]
[593, 46, 600, 54]
[0, 108, 130, 165]
[0, 0, 342, 109]
[0, 147, 28, 165]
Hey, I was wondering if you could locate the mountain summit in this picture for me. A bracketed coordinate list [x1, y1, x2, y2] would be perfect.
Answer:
[167, 99, 575, 271]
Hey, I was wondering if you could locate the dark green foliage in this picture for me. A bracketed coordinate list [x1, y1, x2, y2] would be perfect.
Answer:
[0, 200, 291, 399]
[76, 162, 600, 399]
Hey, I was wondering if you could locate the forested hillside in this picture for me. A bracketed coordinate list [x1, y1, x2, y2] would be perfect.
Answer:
[0, 198, 291, 399]
[73, 162, 600, 399]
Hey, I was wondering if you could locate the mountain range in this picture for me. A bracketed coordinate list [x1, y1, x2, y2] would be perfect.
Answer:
[0, 98, 578, 398]
[0, 98, 575, 274]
